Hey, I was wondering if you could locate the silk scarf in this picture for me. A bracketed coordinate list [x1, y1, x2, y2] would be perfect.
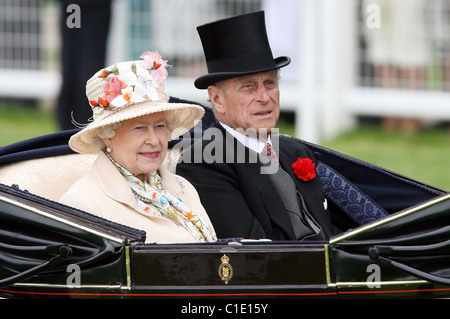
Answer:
[106, 152, 217, 242]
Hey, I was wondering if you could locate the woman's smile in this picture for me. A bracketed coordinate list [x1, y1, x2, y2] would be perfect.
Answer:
[139, 151, 161, 159]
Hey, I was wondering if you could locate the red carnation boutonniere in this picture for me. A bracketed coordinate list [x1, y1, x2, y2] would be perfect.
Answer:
[292, 157, 316, 182]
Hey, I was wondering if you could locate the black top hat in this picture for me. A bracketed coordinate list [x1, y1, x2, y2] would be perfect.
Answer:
[194, 11, 291, 89]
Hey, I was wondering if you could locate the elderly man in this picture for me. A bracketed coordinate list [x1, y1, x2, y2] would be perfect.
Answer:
[176, 11, 335, 240]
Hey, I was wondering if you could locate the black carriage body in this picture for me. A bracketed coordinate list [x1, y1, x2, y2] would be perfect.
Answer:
[0, 102, 449, 299]
[0, 182, 449, 299]
[0, 183, 333, 298]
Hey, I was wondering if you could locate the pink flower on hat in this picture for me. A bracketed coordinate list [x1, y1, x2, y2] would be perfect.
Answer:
[91, 51, 170, 111]
[140, 51, 169, 86]
[103, 76, 127, 103]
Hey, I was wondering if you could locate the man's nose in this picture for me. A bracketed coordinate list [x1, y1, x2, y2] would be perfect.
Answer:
[256, 86, 270, 103]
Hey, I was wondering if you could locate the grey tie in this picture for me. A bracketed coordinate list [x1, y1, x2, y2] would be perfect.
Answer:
[266, 161, 323, 240]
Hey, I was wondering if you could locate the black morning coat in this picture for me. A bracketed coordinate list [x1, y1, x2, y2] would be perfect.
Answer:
[176, 122, 336, 241]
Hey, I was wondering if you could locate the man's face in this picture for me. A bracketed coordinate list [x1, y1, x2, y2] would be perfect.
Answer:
[208, 70, 280, 134]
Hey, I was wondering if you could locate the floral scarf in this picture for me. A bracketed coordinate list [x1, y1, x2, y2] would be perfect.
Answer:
[106, 152, 217, 242]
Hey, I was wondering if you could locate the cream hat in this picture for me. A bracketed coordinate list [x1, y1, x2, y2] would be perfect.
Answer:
[69, 51, 204, 154]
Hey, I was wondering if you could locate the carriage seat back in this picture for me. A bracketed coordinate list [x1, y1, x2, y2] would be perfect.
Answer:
[0, 149, 181, 202]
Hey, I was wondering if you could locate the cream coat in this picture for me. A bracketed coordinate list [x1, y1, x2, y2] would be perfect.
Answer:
[59, 152, 215, 243]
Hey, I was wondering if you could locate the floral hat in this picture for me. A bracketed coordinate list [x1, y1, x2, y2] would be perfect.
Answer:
[69, 51, 205, 154]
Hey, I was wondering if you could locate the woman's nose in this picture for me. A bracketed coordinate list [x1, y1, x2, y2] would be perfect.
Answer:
[145, 129, 159, 145]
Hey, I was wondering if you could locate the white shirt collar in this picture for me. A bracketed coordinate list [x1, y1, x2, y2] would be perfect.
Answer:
[219, 122, 271, 154]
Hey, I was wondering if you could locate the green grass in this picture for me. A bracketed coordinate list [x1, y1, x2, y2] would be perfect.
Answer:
[0, 102, 58, 145]
[1, 103, 449, 191]
[321, 126, 450, 191]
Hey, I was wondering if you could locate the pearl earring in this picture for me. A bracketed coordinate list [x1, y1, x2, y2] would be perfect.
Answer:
[106, 146, 111, 153]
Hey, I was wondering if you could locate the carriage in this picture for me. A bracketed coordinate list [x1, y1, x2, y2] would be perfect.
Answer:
[0, 101, 449, 299]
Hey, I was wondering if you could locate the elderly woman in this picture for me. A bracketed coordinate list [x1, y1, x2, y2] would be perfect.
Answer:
[60, 51, 217, 244]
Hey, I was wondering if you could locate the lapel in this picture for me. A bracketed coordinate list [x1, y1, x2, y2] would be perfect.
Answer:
[277, 135, 313, 196]
[213, 122, 296, 239]
[93, 152, 184, 209]
[277, 135, 330, 234]
[92, 152, 138, 209]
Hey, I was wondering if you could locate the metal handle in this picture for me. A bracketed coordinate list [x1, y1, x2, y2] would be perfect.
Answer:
[0, 244, 72, 288]
[369, 240, 450, 286]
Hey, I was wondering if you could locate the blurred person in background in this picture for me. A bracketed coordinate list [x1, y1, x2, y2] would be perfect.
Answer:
[56, 0, 112, 130]
[363, 0, 431, 131]
[429, 0, 450, 92]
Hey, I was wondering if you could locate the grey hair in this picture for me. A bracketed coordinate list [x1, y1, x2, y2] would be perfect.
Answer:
[90, 110, 179, 152]
[92, 122, 121, 152]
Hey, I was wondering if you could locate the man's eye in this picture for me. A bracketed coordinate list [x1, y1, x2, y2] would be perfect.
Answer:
[265, 81, 277, 88]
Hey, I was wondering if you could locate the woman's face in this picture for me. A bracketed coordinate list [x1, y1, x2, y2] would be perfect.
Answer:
[104, 112, 168, 181]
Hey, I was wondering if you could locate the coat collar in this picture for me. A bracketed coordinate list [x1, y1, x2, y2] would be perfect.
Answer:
[92, 152, 183, 209]
[219, 122, 269, 154]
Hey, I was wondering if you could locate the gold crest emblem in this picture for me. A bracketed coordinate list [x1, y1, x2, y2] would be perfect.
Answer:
[218, 254, 233, 284]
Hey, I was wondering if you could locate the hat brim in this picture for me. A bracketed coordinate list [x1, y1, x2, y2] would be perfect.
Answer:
[69, 102, 205, 154]
[194, 56, 291, 89]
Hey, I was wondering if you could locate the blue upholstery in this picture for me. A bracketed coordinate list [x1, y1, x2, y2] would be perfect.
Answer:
[317, 161, 389, 226]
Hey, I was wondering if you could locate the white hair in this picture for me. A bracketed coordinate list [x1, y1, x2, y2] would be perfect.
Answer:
[90, 110, 178, 152]
[91, 122, 121, 152]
